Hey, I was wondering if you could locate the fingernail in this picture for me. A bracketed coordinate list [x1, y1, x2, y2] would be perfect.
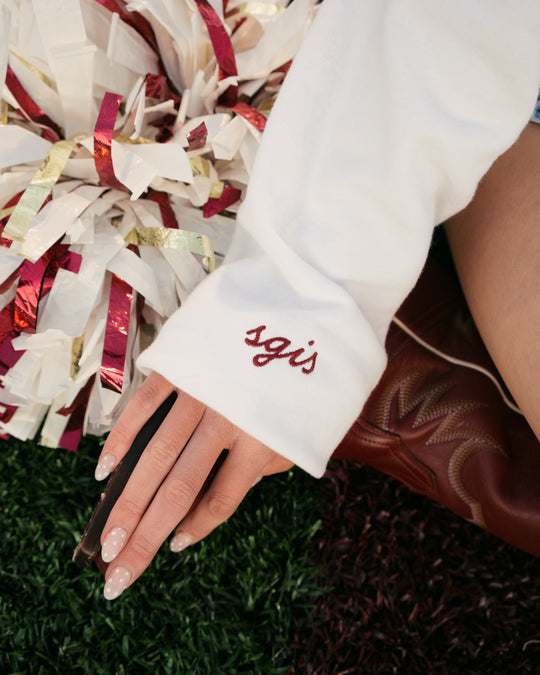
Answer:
[104, 566, 132, 601]
[170, 532, 193, 553]
[95, 453, 116, 481]
[101, 527, 128, 563]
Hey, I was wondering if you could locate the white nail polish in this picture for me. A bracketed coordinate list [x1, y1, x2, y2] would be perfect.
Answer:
[95, 453, 116, 481]
[170, 532, 193, 553]
[103, 566, 131, 600]
[101, 527, 128, 563]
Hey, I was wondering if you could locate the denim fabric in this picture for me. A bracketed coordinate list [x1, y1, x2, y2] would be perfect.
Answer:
[531, 94, 540, 124]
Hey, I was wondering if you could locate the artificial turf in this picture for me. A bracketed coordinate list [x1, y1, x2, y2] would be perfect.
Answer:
[3, 434, 540, 674]
[0, 436, 323, 674]
[289, 461, 540, 674]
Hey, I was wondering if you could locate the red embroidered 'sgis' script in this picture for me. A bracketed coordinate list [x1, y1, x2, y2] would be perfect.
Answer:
[245, 325, 317, 374]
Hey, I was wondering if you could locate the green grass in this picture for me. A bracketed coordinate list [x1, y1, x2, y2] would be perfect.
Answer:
[0, 436, 324, 674]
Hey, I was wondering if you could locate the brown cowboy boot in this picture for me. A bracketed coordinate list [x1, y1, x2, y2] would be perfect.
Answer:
[334, 253, 540, 558]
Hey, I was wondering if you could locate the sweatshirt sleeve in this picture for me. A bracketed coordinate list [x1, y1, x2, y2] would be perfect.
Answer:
[138, 0, 540, 477]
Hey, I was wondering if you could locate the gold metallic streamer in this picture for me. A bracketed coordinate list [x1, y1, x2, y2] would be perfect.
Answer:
[190, 156, 211, 178]
[235, 2, 283, 17]
[70, 335, 84, 379]
[125, 226, 215, 272]
[3, 139, 77, 242]
[10, 51, 55, 89]
[259, 98, 277, 113]
[0, 206, 15, 221]
[209, 181, 225, 199]
[114, 134, 155, 145]
[0, 100, 8, 126]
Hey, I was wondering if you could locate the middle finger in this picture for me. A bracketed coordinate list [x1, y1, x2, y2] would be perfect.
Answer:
[100, 392, 205, 560]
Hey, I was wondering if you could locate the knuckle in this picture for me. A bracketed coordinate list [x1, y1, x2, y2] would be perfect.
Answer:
[116, 496, 142, 519]
[134, 380, 164, 414]
[205, 409, 235, 441]
[206, 491, 237, 519]
[164, 476, 198, 509]
[129, 533, 158, 559]
[147, 437, 178, 471]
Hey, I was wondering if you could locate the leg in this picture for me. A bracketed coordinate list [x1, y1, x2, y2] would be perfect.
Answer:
[446, 122, 540, 441]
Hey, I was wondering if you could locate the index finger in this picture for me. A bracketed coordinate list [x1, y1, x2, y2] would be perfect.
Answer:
[94, 371, 175, 481]
[72, 389, 181, 569]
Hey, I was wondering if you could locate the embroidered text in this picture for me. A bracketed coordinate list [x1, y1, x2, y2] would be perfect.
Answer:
[245, 325, 318, 374]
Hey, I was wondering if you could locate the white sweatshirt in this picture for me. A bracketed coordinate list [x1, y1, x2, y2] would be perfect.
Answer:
[138, 0, 540, 477]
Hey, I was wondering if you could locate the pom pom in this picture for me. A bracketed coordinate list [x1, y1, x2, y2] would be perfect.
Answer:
[0, 0, 318, 449]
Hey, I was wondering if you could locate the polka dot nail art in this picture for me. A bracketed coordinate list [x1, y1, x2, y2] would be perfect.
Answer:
[94, 453, 116, 481]
[104, 566, 131, 600]
[101, 527, 127, 563]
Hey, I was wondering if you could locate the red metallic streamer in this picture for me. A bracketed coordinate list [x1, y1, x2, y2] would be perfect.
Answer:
[0, 338, 23, 376]
[0, 404, 18, 425]
[146, 73, 181, 106]
[274, 59, 293, 76]
[0, 300, 16, 346]
[231, 102, 267, 131]
[94, 0, 159, 51]
[193, 0, 238, 106]
[0, 266, 22, 295]
[1, 191, 24, 214]
[186, 121, 208, 150]
[13, 245, 82, 333]
[203, 185, 241, 218]
[5, 66, 62, 142]
[0, 403, 19, 441]
[151, 113, 177, 144]
[100, 274, 133, 393]
[230, 16, 247, 34]
[146, 189, 179, 229]
[56, 375, 96, 452]
[94, 92, 127, 191]
[93, 0, 123, 14]
[0, 301, 24, 376]
[14, 255, 52, 333]
[41, 247, 82, 298]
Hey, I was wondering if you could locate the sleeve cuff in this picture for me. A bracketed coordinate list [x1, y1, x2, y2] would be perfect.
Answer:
[137, 262, 387, 477]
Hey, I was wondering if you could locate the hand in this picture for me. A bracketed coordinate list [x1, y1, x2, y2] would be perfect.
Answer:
[94, 371, 294, 600]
